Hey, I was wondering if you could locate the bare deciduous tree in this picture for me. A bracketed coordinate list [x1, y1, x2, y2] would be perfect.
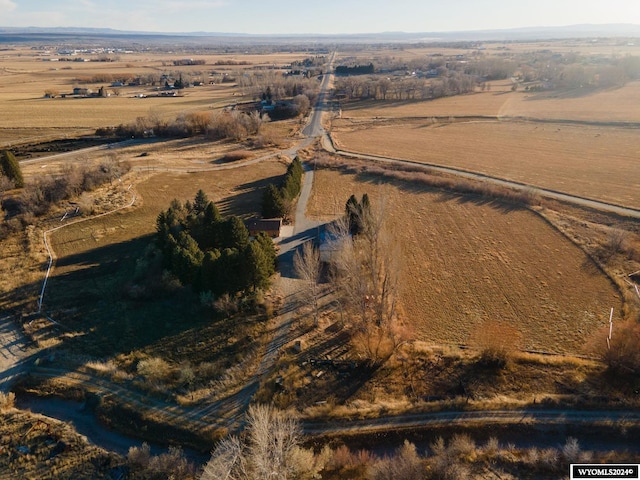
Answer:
[368, 440, 424, 480]
[201, 405, 325, 480]
[329, 198, 408, 364]
[293, 240, 322, 326]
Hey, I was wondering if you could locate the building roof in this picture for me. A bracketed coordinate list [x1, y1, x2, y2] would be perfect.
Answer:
[245, 218, 282, 232]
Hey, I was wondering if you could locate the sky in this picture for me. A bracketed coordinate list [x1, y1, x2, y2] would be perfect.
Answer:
[0, 0, 639, 35]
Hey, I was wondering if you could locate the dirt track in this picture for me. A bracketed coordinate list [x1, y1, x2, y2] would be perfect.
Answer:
[0, 316, 34, 393]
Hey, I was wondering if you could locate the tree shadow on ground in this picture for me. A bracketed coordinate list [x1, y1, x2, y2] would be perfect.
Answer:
[42, 234, 207, 357]
[352, 170, 529, 215]
[523, 86, 607, 101]
[216, 174, 284, 218]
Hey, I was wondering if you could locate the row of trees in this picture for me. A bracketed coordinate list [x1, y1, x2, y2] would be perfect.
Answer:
[294, 194, 406, 365]
[261, 157, 303, 220]
[335, 63, 375, 76]
[99, 109, 266, 141]
[335, 72, 476, 101]
[156, 190, 277, 297]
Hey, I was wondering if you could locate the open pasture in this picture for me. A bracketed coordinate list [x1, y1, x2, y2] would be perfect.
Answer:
[330, 119, 640, 208]
[0, 46, 309, 132]
[306, 169, 622, 354]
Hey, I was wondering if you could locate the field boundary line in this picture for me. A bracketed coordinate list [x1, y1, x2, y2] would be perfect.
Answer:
[348, 114, 640, 129]
[323, 135, 640, 219]
[38, 187, 137, 313]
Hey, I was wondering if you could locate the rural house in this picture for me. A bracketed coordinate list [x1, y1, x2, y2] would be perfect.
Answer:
[245, 218, 282, 238]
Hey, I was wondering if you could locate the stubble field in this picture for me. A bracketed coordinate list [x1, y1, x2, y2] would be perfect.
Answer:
[330, 117, 640, 207]
[306, 169, 622, 354]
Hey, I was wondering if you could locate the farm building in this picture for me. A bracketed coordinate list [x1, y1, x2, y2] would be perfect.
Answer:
[245, 218, 282, 238]
[73, 87, 92, 96]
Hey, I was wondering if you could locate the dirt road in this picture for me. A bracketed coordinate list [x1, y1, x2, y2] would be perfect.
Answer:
[0, 316, 34, 393]
[325, 142, 640, 220]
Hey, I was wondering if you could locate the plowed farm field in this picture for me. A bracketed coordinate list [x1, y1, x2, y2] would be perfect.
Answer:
[307, 169, 622, 354]
[330, 119, 640, 208]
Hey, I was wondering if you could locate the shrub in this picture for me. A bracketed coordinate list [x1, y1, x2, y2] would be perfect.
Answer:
[0, 392, 15, 411]
[137, 357, 173, 383]
[368, 441, 424, 480]
[597, 319, 640, 374]
[470, 319, 522, 368]
[218, 150, 252, 163]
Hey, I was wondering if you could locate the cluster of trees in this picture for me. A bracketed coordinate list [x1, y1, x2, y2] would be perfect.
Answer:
[262, 157, 303, 220]
[291, 193, 405, 364]
[518, 52, 640, 89]
[0, 150, 23, 189]
[290, 194, 405, 364]
[99, 109, 266, 141]
[2, 156, 128, 217]
[234, 70, 319, 105]
[156, 190, 277, 297]
[335, 63, 375, 76]
[291, 55, 327, 68]
[335, 72, 476, 101]
[172, 59, 206, 66]
[330, 195, 405, 364]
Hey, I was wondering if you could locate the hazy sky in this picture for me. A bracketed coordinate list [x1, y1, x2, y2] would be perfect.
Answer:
[1, 0, 639, 34]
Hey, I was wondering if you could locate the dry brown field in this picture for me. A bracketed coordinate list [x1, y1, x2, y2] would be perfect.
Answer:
[330, 118, 640, 208]
[339, 81, 640, 122]
[340, 40, 640, 61]
[306, 169, 622, 354]
[0, 46, 307, 134]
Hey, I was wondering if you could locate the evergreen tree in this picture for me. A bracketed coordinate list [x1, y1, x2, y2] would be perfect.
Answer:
[0, 150, 24, 188]
[282, 157, 303, 200]
[262, 183, 285, 218]
[200, 249, 222, 293]
[254, 232, 277, 276]
[193, 189, 209, 216]
[223, 216, 249, 250]
[242, 241, 272, 291]
[215, 248, 242, 294]
[172, 231, 204, 284]
[194, 201, 223, 251]
[345, 194, 372, 235]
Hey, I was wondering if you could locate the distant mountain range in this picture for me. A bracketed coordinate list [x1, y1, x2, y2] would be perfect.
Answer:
[0, 24, 639, 44]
